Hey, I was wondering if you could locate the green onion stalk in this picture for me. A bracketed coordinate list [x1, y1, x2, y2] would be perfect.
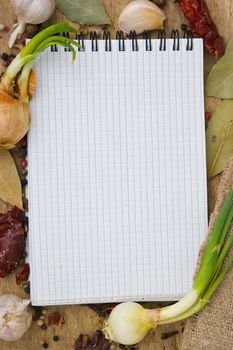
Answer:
[104, 189, 233, 345]
[0, 22, 80, 149]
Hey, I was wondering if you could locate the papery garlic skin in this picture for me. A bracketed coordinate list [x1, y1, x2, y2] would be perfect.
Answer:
[0, 294, 32, 341]
[0, 90, 30, 149]
[119, 0, 166, 35]
[104, 302, 156, 345]
[9, 0, 55, 48]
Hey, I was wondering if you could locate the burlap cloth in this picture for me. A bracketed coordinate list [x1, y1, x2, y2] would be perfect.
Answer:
[181, 157, 233, 350]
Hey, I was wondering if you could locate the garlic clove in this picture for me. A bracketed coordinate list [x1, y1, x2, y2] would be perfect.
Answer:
[118, 0, 166, 35]
[0, 90, 30, 149]
[9, 0, 55, 48]
[0, 294, 32, 342]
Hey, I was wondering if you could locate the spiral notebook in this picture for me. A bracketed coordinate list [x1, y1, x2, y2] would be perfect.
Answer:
[27, 32, 207, 306]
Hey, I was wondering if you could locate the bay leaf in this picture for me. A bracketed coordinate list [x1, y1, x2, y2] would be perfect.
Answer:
[55, 0, 110, 25]
[206, 38, 233, 99]
[0, 150, 23, 209]
[206, 100, 233, 179]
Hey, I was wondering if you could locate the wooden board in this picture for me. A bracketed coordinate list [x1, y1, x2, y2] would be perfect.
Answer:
[0, 0, 232, 349]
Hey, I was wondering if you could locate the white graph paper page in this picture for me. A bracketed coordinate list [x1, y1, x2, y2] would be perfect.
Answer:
[28, 38, 207, 305]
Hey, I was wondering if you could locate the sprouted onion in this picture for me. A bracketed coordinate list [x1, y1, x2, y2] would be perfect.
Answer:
[104, 189, 233, 345]
[0, 22, 80, 149]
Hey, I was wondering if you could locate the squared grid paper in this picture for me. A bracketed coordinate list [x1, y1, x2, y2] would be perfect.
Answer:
[28, 38, 207, 305]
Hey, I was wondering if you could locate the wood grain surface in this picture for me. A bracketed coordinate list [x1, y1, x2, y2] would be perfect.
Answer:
[0, 0, 232, 349]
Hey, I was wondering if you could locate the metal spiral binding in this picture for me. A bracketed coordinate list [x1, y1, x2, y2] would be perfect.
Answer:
[116, 31, 125, 51]
[103, 31, 111, 51]
[90, 31, 98, 51]
[143, 31, 152, 51]
[63, 32, 71, 51]
[171, 30, 180, 51]
[158, 30, 166, 51]
[50, 29, 193, 53]
[129, 31, 138, 51]
[184, 30, 193, 51]
[76, 32, 85, 51]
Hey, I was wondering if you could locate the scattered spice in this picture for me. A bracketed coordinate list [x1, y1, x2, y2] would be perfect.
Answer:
[23, 282, 30, 294]
[82, 334, 90, 348]
[0, 207, 25, 277]
[88, 304, 117, 317]
[53, 335, 59, 342]
[15, 263, 30, 285]
[161, 330, 179, 339]
[47, 312, 65, 326]
[37, 319, 44, 327]
[177, 0, 225, 58]
[211, 134, 217, 142]
[21, 178, 28, 186]
[4, 26, 10, 32]
[21, 159, 28, 168]
[150, 0, 166, 7]
[73, 334, 83, 350]
[17, 146, 27, 158]
[42, 342, 49, 349]
[42, 309, 47, 315]
[1, 53, 10, 61]
[101, 339, 111, 350]
[33, 307, 43, 321]
[205, 111, 212, 122]
[41, 324, 48, 330]
[88, 330, 103, 348]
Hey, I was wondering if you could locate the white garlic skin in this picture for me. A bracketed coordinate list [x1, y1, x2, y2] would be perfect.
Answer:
[0, 294, 32, 342]
[9, 0, 55, 47]
[118, 0, 166, 35]
[11, 0, 55, 25]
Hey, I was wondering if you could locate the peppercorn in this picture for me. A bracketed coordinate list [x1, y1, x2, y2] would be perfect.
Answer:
[42, 342, 49, 349]
[1, 52, 9, 61]
[41, 324, 48, 330]
[21, 178, 28, 186]
[181, 23, 188, 31]
[53, 335, 59, 342]
[24, 283, 30, 294]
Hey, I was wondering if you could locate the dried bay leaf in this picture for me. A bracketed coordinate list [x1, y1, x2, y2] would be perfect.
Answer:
[55, 0, 110, 25]
[206, 100, 233, 179]
[0, 150, 23, 209]
[206, 38, 233, 99]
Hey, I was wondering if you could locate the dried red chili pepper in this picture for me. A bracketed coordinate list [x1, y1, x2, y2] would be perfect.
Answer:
[0, 207, 25, 277]
[178, 0, 225, 58]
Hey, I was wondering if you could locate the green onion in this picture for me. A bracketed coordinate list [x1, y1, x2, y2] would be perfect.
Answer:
[0, 23, 80, 149]
[104, 189, 233, 345]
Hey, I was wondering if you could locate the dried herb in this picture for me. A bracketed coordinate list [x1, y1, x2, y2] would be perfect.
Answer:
[206, 100, 233, 178]
[55, 0, 110, 25]
[177, 0, 224, 58]
[0, 150, 23, 208]
[206, 38, 233, 98]
[0, 207, 25, 277]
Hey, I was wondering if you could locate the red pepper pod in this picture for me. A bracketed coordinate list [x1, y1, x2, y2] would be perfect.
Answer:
[0, 207, 25, 277]
[178, 0, 225, 58]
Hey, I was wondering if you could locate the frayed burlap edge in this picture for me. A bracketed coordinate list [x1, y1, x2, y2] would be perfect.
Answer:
[181, 157, 233, 350]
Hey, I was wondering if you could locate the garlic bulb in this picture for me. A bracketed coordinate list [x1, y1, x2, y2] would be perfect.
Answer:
[9, 0, 55, 48]
[118, 0, 166, 35]
[0, 294, 32, 341]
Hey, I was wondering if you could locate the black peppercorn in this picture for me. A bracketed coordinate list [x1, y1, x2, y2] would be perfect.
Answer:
[21, 178, 28, 186]
[53, 335, 59, 342]
[42, 343, 49, 349]
[1, 53, 10, 61]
